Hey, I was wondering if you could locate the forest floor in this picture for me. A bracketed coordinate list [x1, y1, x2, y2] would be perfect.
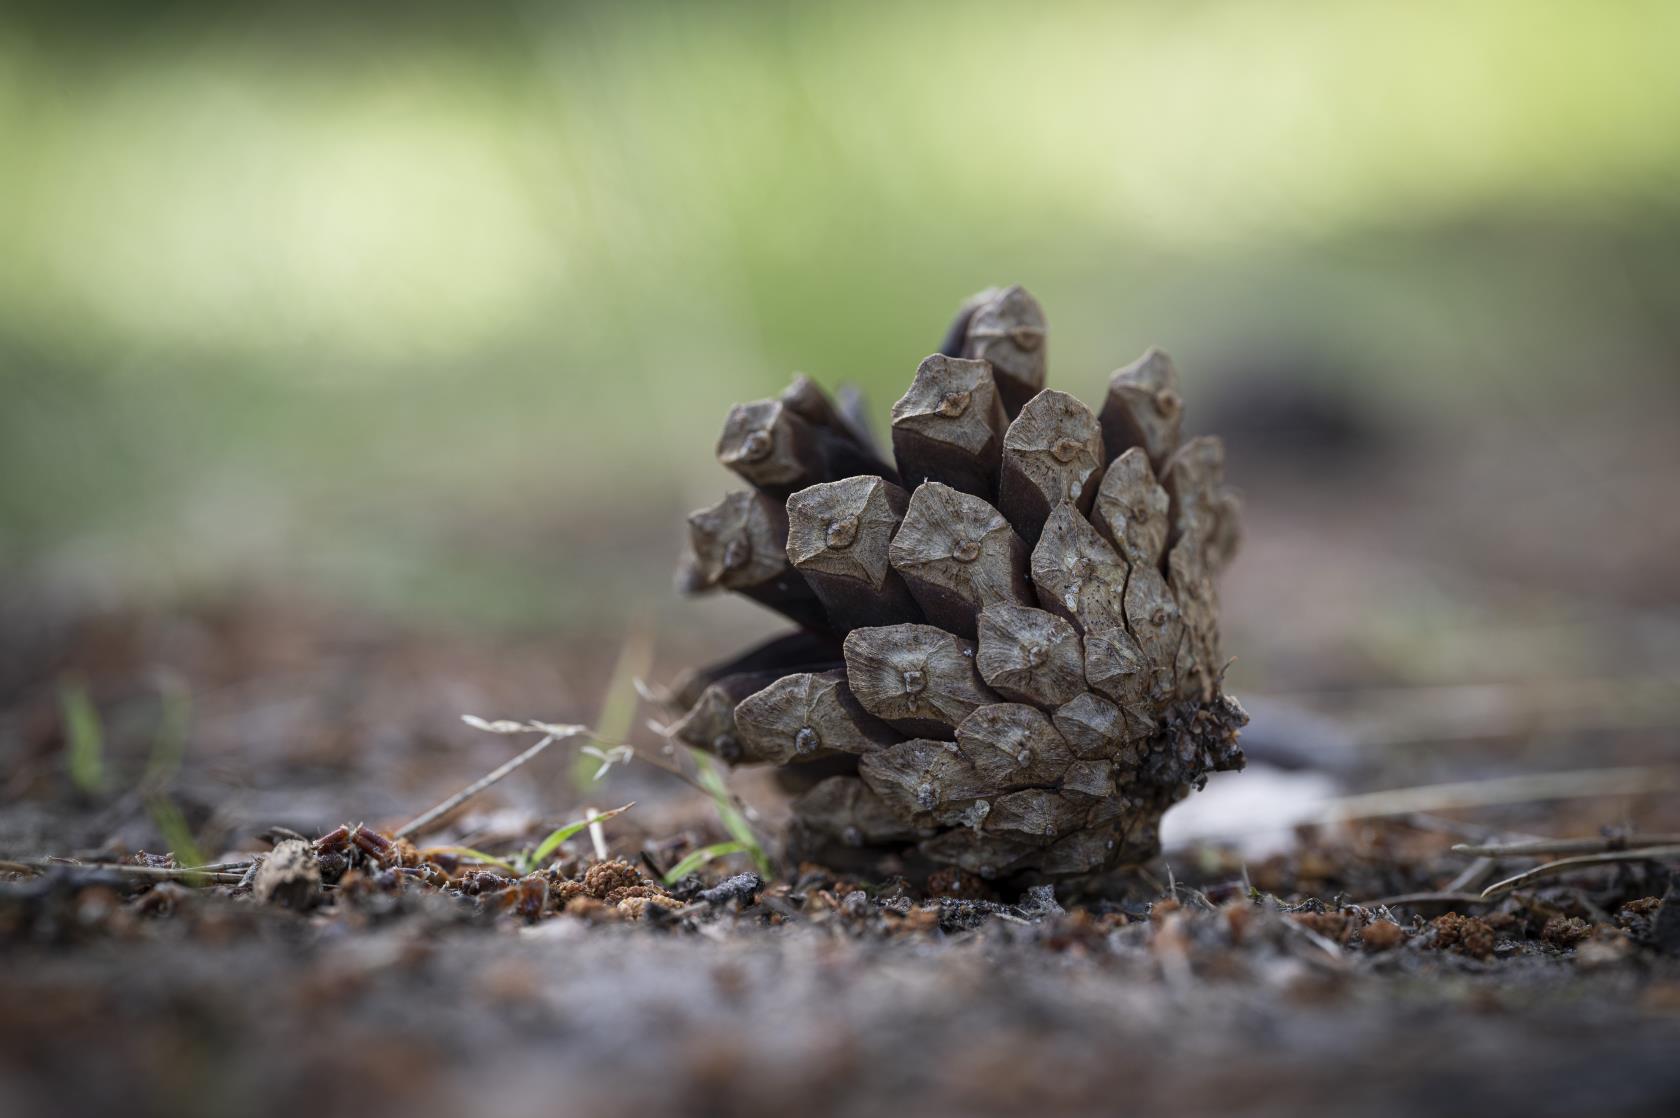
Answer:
[3, 401, 1680, 1117]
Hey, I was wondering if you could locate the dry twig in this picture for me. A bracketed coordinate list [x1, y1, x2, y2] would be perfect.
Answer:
[395, 723, 586, 840]
[1452, 834, 1680, 858]
[1480, 845, 1680, 899]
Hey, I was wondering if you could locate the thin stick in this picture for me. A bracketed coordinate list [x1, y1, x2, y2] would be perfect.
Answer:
[4, 859, 245, 885]
[182, 860, 254, 873]
[1452, 834, 1680, 858]
[395, 731, 572, 840]
[1480, 845, 1680, 899]
[585, 808, 609, 862]
[1367, 891, 1493, 909]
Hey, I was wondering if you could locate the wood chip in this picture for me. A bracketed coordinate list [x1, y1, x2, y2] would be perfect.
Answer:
[251, 839, 321, 910]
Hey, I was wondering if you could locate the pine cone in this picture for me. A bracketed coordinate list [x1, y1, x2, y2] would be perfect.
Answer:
[669, 286, 1246, 884]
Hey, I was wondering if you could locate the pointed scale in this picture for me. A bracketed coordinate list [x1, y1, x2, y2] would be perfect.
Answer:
[974, 604, 1087, 710]
[842, 622, 999, 738]
[999, 389, 1105, 546]
[958, 285, 1048, 417]
[1029, 503, 1129, 634]
[888, 482, 1033, 640]
[680, 490, 827, 630]
[732, 669, 902, 765]
[1098, 347, 1183, 471]
[890, 353, 1007, 498]
[786, 476, 921, 632]
[1092, 446, 1171, 570]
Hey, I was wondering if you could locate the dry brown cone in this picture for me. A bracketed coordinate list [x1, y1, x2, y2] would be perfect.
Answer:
[668, 285, 1246, 885]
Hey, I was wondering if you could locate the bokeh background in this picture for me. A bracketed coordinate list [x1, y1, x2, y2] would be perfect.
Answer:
[9, 0, 1680, 618]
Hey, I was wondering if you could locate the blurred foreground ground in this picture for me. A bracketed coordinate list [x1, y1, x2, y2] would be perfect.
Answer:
[3, 394, 1678, 1118]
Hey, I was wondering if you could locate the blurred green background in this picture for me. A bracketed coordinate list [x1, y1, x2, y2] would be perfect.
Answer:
[3, 0, 1678, 629]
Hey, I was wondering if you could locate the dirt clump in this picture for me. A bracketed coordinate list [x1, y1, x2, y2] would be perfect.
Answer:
[1430, 912, 1496, 959]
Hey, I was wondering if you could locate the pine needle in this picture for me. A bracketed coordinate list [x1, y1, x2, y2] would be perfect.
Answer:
[1480, 845, 1680, 899]
[396, 721, 587, 840]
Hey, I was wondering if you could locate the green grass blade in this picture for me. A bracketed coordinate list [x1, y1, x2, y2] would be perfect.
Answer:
[59, 679, 105, 796]
[688, 749, 772, 878]
[526, 801, 636, 869]
[662, 840, 749, 884]
[146, 795, 207, 883]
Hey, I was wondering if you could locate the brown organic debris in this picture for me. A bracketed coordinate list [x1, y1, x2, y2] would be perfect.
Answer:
[251, 839, 322, 911]
[1430, 912, 1496, 959]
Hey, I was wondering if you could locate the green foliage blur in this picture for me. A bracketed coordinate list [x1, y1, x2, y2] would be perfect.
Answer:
[3, 1, 1678, 625]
